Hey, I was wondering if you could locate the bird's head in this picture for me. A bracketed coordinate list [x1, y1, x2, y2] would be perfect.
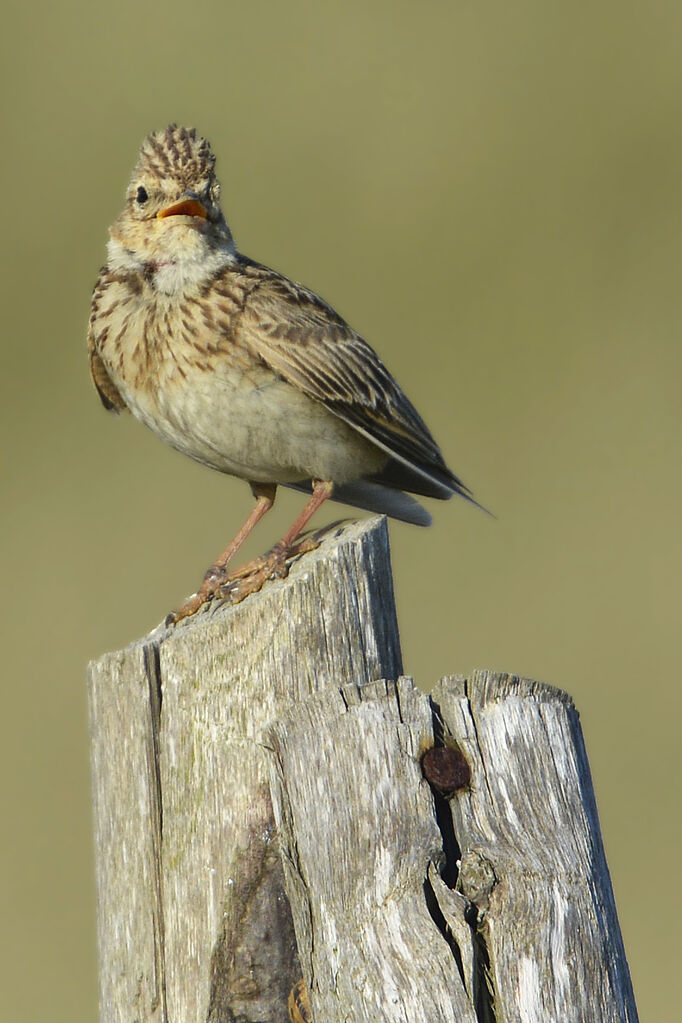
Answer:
[107, 125, 236, 294]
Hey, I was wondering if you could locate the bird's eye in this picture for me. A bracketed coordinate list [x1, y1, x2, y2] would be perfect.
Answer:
[136, 186, 148, 205]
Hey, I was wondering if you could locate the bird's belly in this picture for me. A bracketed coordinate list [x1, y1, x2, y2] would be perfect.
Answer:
[120, 359, 384, 485]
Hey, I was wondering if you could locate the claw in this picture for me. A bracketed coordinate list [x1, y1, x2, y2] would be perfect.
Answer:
[202, 563, 229, 587]
[166, 507, 344, 624]
[166, 590, 207, 626]
[217, 534, 323, 605]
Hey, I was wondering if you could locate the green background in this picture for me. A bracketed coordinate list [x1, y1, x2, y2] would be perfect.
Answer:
[2, 2, 680, 1019]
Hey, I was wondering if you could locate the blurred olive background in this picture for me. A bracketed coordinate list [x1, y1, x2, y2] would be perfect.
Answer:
[2, 1, 680, 1019]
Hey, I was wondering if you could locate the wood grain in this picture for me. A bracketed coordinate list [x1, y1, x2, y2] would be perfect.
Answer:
[88, 516, 401, 1023]
[265, 676, 477, 1023]
[432, 671, 639, 1022]
[89, 519, 638, 1022]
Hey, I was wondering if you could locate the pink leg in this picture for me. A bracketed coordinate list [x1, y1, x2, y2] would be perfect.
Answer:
[168, 483, 277, 624]
[275, 480, 334, 550]
[223, 480, 335, 599]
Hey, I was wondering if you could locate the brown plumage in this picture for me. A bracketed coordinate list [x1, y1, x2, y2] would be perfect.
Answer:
[88, 125, 480, 621]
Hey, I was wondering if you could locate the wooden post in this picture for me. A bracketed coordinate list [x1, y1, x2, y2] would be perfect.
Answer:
[265, 678, 478, 1023]
[267, 672, 639, 1022]
[431, 673, 639, 1021]
[88, 516, 401, 1023]
[88, 515, 638, 1022]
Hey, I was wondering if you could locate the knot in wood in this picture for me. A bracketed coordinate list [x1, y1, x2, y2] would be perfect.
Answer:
[458, 850, 497, 912]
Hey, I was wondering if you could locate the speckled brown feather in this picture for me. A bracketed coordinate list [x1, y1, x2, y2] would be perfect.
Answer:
[87, 269, 127, 411]
[89, 349, 127, 411]
[88, 125, 481, 528]
[230, 261, 471, 499]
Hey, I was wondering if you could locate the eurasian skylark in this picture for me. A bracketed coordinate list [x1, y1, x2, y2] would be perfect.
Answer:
[88, 125, 480, 622]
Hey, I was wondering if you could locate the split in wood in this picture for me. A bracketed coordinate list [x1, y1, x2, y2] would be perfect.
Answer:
[88, 517, 639, 1023]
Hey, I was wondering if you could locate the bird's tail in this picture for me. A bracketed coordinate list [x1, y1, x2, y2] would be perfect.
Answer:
[284, 479, 432, 526]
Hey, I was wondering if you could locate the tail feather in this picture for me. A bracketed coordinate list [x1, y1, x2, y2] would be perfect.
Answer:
[283, 479, 432, 526]
[367, 457, 492, 516]
[367, 456, 469, 501]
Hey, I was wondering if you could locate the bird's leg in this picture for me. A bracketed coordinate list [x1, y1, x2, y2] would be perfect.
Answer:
[273, 479, 335, 554]
[167, 483, 277, 624]
[223, 480, 334, 601]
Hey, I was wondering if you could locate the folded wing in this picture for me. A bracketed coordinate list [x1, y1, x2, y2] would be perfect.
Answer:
[237, 269, 474, 503]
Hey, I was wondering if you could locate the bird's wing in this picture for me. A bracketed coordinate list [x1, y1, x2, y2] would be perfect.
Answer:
[87, 269, 128, 413]
[236, 269, 471, 499]
[89, 348, 127, 412]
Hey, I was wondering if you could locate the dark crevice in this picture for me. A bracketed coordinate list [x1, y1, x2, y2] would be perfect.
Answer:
[142, 640, 168, 1021]
[423, 873, 466, 990]
[423, 697, 465, 985]
[143, 640, 164, 836]
[427, 695, 498, 1023]
[427, 699, 461, 889]
[431, 788, 461, 890]
[144, 639, 163, 713]
[472, 924, 497, 1023]
[394, 678, 404, 724]
[459, 683, 498, 1022]
[430, 698, 446, 747]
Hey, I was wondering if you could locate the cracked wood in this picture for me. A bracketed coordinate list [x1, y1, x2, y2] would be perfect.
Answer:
[265, 678, 478, 1023]
[264, 672, 638, 1022]
[88, 517, 638, 1023]
[87, 516, 401, 1023]
[432, 672, 639, 1022]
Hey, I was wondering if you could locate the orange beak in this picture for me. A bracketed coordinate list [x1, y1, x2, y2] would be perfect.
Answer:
[157, 198, 208, 220]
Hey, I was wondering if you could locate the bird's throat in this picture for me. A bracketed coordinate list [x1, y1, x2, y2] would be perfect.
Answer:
[107, 236, 237, 295]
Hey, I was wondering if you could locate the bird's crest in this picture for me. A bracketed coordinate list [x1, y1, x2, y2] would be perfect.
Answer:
[133, 125, 216, 188]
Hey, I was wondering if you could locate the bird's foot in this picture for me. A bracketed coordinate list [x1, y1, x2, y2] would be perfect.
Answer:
[165, 562, 230, 626]
[218, 526, 339, 605]
[217, 535, 314, 604]
[166, 521, 348, 624]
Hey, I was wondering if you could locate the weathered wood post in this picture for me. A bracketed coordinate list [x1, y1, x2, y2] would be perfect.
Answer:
[88, 515, 639, 1022]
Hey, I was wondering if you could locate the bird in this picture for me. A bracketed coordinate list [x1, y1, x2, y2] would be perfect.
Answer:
[88, 124, 481, 623]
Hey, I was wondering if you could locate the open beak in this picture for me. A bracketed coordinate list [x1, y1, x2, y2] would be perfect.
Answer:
[157, 198, 208, 220]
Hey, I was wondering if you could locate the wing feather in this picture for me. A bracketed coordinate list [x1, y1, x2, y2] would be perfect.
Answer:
[236, 271, 469, 498]
[87, 279, 128, 414]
